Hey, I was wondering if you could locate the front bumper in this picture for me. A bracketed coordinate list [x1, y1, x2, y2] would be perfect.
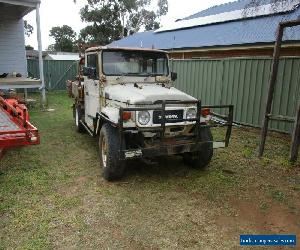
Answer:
[118, 100, 234, 160]
[122, 140, 226, 160]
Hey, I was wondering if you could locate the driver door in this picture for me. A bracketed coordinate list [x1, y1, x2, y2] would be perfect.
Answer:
[84, 53, 100, 129]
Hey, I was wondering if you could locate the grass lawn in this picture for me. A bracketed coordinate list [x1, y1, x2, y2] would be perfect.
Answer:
[0, 92, 299, 249]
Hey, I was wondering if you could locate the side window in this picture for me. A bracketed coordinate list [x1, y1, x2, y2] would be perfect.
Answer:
[87, 54, 99, 79]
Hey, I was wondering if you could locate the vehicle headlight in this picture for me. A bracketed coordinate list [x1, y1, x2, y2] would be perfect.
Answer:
[138, 111, 151, 125]
[186, 108, 197, 120]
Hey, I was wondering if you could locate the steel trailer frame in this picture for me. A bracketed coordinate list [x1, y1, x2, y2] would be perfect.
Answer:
[118, 100, 234, 160]
[0, 96, 40, 157]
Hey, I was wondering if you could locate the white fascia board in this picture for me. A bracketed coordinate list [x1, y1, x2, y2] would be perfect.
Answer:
[155, 0, 300, 33]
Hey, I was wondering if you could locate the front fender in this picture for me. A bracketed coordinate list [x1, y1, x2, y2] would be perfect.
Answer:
[101, 106, 119, 124]
[100, 107, 135, 128]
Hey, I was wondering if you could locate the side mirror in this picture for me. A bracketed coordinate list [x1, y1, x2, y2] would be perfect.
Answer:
[171, 72, 177, 81]
[83, 66, 98, 79]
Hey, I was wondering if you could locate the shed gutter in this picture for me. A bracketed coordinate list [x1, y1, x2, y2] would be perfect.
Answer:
[164, 42, 300, 53]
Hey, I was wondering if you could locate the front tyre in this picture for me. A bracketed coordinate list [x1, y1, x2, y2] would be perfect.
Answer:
[183, 127, 213, 169]
[99, 123, 125, 181]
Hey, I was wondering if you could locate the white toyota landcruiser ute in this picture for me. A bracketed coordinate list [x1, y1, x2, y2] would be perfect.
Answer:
[68, 46, 233, 181]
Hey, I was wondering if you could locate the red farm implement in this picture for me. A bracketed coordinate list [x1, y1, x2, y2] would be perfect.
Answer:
[0, 96, 40, 159]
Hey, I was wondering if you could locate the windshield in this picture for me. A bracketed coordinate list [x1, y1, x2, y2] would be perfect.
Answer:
[102, 50, 169, 76]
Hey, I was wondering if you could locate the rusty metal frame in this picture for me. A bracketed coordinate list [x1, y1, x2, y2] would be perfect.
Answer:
[259, 19, 300, 162]
[0, 97, 40, 154]
[118, 100, 234, 160]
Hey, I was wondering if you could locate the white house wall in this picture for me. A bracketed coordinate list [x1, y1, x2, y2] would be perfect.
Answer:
[0, 19, 27, 76]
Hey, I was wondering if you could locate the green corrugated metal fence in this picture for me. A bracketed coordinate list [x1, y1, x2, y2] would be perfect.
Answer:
[172, 57, 300, 133]
[27, 57, 300, 133]
[27, 59, 78, 91]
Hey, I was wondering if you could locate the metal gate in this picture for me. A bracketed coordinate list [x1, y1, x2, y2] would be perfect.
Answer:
[27, 59, 78, 91]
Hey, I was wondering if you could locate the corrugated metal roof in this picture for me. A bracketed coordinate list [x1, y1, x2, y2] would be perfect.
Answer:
[182, 0, 283, 20]
[109, 0, 300, 50]
[156, 0, 300, 32]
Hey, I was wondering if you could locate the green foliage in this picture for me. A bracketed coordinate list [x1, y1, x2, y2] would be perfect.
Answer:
[49, 25, 77, 52]
[157, 0, 168, 16]
[24, 20, 33, 37]
[242, 147, 253, 158]
[79, 1, 123, 45]
[270, 190, 286, 203]
[47, 44, 56, 52]
[25, 45, 34, 50]
[79, 0, 169, 45]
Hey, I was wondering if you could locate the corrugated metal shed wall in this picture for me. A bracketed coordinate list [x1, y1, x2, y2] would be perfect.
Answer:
[27, 59, 78, 90]
[172, 57, 300, 133]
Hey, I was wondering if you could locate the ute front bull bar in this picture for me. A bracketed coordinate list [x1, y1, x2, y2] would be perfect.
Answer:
[118, 100, 234, 160]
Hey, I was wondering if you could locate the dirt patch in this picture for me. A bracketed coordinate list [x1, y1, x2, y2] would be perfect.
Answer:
[215, 198, 300, 239]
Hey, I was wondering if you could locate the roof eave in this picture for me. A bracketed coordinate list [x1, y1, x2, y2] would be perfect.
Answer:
[86, 46, 168, 54]
[0, 0, 39, 19]
[0, 0, 39, 8]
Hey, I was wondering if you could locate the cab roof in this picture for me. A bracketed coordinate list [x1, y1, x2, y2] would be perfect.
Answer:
[85, 46, 167, 54]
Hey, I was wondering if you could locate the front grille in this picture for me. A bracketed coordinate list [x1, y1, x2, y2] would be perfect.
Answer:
[153, 110, 184, 124]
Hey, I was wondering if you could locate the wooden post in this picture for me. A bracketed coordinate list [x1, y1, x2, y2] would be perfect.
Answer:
[258, 19, 300, 158]
[290, 100, 300, 163]
[258, 24, 284, 157]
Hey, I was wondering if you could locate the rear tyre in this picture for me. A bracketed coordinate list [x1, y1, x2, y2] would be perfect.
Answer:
[75, 105, 85, 133]
[183, 127, 213, 169]
[99, 123, 126, 181]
